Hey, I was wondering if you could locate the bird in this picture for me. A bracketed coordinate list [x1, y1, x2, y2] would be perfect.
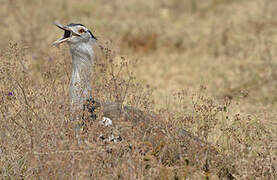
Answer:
[52, 23, 236, 178]
[53, 23, 150, 142]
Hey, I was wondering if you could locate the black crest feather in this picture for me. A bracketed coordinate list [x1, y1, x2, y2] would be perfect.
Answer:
[67, 23, 97, 40]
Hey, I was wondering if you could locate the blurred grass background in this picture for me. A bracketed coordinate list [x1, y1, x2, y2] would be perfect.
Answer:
[0, 0, 276, 179]
[2, 0, 277, 110]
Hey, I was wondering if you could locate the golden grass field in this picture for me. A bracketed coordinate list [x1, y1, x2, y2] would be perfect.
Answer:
[0, 0, 276, 179]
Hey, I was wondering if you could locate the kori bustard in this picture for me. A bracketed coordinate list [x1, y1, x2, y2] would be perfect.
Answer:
[53, 23, 149, 128]
[52, 23, 237, 178]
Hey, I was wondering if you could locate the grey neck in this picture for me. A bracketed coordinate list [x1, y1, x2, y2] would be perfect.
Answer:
[69, 43, 94, 110]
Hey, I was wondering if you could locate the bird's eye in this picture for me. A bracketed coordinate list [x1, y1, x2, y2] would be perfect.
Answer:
[78, 28, 85, 33]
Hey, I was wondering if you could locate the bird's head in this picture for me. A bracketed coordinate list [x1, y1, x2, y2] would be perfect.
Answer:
[53, 23, 97, 47]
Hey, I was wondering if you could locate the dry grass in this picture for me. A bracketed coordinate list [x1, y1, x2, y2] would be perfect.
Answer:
[0, 0, 276, 179]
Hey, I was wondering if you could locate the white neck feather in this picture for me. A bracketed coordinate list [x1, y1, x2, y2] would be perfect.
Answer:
[69, 43, 94, 110]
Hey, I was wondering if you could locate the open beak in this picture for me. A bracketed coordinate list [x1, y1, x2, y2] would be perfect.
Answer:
[52, 23, 81, 47]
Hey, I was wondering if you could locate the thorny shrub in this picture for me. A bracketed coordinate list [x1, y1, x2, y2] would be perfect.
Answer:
[0, 42, 276, 179]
